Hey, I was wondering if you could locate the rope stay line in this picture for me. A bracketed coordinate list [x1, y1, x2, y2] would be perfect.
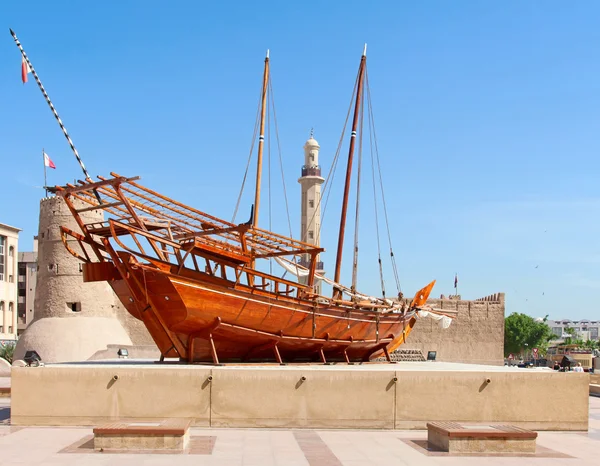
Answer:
[232, 86, 263, 223]
[351, 79, 365, 294]
[365, 68, 402, 295]
[311, 68, 360, 242]
[367, 77, 386, 299]
[267, 75, 303, 280]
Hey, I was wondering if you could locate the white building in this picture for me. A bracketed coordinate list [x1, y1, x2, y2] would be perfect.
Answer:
[547, 319, 600, 341]
[17, 237, 38, 336]
[297, 131, 325, 294]
[0, 223, 21, 341]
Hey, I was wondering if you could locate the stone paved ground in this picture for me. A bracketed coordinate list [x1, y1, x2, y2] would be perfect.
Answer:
[0, 395, 598, 465]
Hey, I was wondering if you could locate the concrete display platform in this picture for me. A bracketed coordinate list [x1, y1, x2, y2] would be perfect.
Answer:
[93, 419, 191, 451]
[427, 422, 537, 453]
[10, 361, 590, 430]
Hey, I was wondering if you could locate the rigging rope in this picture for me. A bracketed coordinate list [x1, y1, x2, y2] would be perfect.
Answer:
[365, 68, 402, 294]
[311, 69, 360, 242]
[267, 84, 273, 277]
[367, 81, 386, 299]
[351, 86, 365, 293]
[232, 87, 263, 223]
[267, 76, 303, 279]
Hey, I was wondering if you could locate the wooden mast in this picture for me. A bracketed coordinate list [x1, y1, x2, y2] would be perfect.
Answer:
[333, 45, 367, 298]
[253, 50, 270, 228]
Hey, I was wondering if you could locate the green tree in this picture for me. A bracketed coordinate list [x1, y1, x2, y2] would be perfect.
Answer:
[583, 340, 597, 350]
[563, 326, 576, 345]
[504, 313, 554, 357]
[0, 342, 15, 364]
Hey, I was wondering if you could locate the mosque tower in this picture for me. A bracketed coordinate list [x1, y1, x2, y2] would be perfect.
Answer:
[298, 130, 325, 294]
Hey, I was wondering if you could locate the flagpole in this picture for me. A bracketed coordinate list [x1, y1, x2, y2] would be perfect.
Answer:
[455, 273, 458, 298]
[9, 28, 101, 203]
[42, 148, 47, 197]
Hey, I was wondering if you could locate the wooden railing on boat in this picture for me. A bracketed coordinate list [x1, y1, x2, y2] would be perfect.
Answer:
[55, 173, 404, 310]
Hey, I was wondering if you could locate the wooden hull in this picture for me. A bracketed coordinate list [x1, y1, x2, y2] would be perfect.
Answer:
[99, 258, 417, 363]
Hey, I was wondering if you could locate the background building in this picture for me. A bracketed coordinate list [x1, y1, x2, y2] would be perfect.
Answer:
[0, 223, 20, 342]
[546, 319, 600, 342]
[17, 237, 38, 336]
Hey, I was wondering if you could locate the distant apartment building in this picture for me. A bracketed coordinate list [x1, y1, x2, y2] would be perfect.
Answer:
[17, 237, 38, 336]
[547, 319, 600, 341]
[0, 223, 21, 341]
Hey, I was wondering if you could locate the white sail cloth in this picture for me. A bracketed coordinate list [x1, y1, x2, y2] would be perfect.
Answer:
[273, 256, 388, 304]
[273, 256, 453, 328]
[416, 309, 453, 329]
[274, 256, 318, 279]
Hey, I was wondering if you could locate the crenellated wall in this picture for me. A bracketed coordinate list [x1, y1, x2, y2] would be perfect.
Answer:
[404, 293, 505, 366]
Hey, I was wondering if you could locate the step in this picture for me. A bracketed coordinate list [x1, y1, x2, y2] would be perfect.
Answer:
[93, 419, 191, 451]
[427, 421, 537, 453]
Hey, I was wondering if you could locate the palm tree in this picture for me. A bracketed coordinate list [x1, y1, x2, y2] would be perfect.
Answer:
[0, 342, 15, 364]
[563, 327, 576, 345]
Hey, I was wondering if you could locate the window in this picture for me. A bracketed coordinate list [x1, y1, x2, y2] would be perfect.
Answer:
[0, 326, 3, 333]
[308, 231, 314, 240]
[0, 301, 3, 311]
[310, 155, 315, 162]
[67, 302, 82, 313]
[0, 236, 5, 281]
[8, 326, 12, 333]
[8, 302, 13, 312]
[9, 275, 13, 283]
[309, 200, 314, 208]
[552, 327, 562, 337]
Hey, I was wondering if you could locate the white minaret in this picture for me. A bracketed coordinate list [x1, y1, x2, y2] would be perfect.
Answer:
[298, 130, 325, 294]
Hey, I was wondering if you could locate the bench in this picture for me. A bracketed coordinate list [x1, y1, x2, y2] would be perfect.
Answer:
[427, 421, 537, 453]
[93, 419, 191, 451]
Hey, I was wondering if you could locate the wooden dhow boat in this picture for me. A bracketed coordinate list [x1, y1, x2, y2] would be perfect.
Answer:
[11, 29, 455, 363]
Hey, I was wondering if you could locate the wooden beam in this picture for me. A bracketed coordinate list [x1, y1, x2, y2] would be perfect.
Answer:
[173, 224, 250, 241]
[254, 247, 323, 259]
[60, 176, 139, 195]
[75, 201, 124, 214]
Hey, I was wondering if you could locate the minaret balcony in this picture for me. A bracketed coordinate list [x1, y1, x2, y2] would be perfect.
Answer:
[299, 258, 324, 271]
[301, 165, 321, 177]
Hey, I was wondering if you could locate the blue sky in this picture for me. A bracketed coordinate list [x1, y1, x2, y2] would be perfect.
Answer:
[1, 1, 600, 320]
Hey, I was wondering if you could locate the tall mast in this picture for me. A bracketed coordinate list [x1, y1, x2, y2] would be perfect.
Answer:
[333, 45, 367, 297]
[253, 50, 270, 228]
[9, 28, 101, 203]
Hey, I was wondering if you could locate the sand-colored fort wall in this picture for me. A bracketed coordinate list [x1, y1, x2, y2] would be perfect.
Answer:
[14, 197, 154, 363]
[10, 363, 588, 431]
[405, 293, 505, 365]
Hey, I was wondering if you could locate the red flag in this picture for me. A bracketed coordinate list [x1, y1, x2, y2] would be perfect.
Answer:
[44, 151, 56, 169]
[21, 56, 31, 83]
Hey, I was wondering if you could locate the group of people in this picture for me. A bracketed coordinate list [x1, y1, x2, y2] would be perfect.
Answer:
[553, 361, 588, 372]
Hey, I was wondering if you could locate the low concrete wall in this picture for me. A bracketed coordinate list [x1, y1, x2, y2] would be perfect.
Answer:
[10, 363, 589, 430]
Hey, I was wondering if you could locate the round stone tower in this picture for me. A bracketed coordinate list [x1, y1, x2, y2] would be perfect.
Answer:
[298, 130, 325, 294]
[14, 195, 136, 363]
